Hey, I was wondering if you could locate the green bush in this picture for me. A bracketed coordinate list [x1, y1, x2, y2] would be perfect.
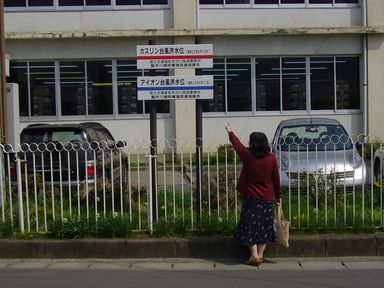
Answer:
[49, 216, 93, 239]
[96, 214, 133, 238]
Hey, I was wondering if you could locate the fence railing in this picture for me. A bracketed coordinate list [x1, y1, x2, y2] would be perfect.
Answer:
[0, 136, 383, 235]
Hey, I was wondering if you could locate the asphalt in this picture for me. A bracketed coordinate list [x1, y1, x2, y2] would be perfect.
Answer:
[1, 234, 384, 259]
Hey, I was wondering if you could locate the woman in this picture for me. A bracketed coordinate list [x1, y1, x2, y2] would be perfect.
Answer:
[225, 123, 282, 266]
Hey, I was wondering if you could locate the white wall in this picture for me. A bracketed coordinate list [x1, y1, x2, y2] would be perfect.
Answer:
[199, 7, 362, 29]
[5, 10, 172, 33]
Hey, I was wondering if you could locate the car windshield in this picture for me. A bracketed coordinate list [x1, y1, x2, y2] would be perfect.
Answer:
[276, 124, 354, 151]
[21, 129, 83, 144]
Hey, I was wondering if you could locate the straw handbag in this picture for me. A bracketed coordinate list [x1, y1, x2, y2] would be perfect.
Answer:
[274, 205, 290, 248]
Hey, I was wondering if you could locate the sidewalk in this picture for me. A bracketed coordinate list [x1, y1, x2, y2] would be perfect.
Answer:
[1, 234, 384, 259]
[1, 257, 384, 271]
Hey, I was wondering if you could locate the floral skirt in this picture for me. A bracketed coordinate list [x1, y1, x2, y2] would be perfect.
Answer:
[234, 195, 275, 246]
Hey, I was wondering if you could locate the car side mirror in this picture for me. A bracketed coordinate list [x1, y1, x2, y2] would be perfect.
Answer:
[116, 141, 127, 148]
[355, 142, 362, 150]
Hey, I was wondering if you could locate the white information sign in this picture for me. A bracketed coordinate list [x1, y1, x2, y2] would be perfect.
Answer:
[137, 75, 214, 101]
[136, 44, 213, 69]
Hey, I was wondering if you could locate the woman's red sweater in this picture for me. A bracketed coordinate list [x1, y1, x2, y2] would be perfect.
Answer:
[228, 131, 282, 201]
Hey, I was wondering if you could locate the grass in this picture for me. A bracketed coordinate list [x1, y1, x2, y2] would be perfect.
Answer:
[1, 179, 383, 239]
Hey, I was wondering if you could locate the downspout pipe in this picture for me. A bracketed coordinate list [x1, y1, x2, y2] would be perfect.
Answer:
[196, 0, 200, 29]
[362, 0, 368, 137]
[0, 1, 7, 143]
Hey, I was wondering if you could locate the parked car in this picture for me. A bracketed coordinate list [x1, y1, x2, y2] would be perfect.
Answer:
[373, 147, 384, 184]
[10, 122, 129, 187]
[272, 118, 366, 188]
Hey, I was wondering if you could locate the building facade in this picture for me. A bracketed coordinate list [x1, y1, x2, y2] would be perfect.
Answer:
[4, 0, 384, 147]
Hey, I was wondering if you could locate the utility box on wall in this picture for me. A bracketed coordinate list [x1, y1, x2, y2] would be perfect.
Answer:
[6, 83, 19, 148]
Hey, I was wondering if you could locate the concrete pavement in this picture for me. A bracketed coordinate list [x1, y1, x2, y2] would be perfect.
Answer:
[1, 257, 384, 271]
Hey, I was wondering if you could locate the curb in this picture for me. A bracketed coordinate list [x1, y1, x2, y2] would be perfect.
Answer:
[1, 235, 384, 259]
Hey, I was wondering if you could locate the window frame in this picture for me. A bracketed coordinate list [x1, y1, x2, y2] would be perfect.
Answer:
[8, 55, 361, 122]
[4, 0, 169, 11]
[198, 0, 359, 8]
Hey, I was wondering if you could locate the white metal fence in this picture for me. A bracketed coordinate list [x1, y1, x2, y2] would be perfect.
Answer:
[0, 136, 383, 234]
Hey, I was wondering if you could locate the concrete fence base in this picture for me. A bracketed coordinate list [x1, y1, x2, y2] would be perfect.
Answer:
[1, 235, 384, 259]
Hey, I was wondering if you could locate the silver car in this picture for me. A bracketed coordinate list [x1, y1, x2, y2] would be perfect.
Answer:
[272, 118, 366, 188]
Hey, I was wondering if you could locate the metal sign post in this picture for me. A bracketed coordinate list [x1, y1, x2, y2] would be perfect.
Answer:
[136, 44, 213, 225]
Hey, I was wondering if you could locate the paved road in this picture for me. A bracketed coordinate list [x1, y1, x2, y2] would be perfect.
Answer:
[1, 258, 384, 288]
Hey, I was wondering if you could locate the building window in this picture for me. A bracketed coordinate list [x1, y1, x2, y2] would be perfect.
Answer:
[282, 57, 307, 111]
[310, 57, 335, 110]
[336, 57, 359, 109]
[117, 60, 142, 114]
[256, 58, 280, 111]
[86, 0, 111, 5]
[227, 58, 252, 112]
[58, 0, 83, 6]
[60, 61, 86, 116]
[142, 0, 168, 4]
[29, 62, 56, 116]
[86, 60, 113, 115]
[5, 0, 26, 7]
[8, 59, 170, 118]
[197, 59, 226, 112]
[5, 0, 168, 8]
[116, 0, 141, 4]
[8, 62, 29, 116]
[7, 56, 359, 118]
[199, 0, 358, 6]
[29, 0, 54, 6]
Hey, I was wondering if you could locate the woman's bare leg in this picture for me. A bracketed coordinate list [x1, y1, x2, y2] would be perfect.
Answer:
[257, 243, 267, 259]
[249, 244, 259, 260]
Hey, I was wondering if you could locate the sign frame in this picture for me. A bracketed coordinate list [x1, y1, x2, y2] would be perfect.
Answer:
[136, 44, 213, 69]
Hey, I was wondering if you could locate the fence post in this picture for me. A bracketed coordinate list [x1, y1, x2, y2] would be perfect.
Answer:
[15, 154, 24, 233]
[147, 154, 155, 234]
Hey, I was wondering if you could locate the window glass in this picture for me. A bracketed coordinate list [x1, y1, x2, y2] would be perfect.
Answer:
[282, 57, 306, 111]
[336, 57, 359, 109]
[59, 0, 84, 6]
[116, 0, 140, 4]
[279, 124, 352, 151]
[227, 58, 251, 112]
[143, 68, 170, 113]
[29, 62, 56, 116]
[256, 58, 280, 111]
[60, 61, 86, 116]
[51, 131, 83, 142]
[142, 0, 168, 4]
[86, 0, 110, 5]
[200, 0, 223, 4]
[86, 60, 113, 115]
[226, 0, 250, 4]
[197, 59, 226, 112]
[8, 62, 29, 116]
[308, 0, 332, 3]
[5, 0, 26, 7]
[254, 0, 278, 3]
[310, 57, 334, 110]
[28, 0, 53, 6]
[281, 0, 304, 3]
[117, 60, 142, 114]
[335, 0, 358, 3]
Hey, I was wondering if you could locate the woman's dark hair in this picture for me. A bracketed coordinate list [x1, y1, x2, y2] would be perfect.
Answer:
[249, 132, 270, 158]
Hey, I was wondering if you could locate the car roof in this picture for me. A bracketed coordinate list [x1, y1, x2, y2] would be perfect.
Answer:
[278, 117, 342, 127]
[22, 122, 105, 132]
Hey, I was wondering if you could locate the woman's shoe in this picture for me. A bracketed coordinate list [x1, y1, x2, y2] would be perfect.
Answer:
[244, 258, 264, 266]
